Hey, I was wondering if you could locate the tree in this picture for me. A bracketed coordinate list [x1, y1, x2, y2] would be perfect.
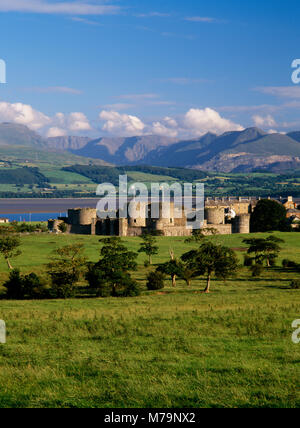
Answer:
[146, 271, 165, 290]
[0, 235, 21, 269]
[243, 235, 284, 267]
[185, 228, 218, 244]
[3, 269, 25, 299]
[138, 233, 159, 265]
[4, 270, 47, 300]
[179, 264, 198, 287]
[86, 237, 139, 297]
[157, 259, 184, 288]
[46, 244, 86, 298]
[182, 242, 239, 293]
[250, 199, 291, 232]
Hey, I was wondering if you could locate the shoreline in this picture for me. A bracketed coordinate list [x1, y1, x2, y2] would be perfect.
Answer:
[0, 198, 100, 214]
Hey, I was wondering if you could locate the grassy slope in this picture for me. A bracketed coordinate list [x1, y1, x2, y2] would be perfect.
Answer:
[0, 233, 299, 408]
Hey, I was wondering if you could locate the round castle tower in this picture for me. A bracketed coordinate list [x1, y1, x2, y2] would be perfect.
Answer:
[67, 208, 97, 225]
[232, 214, 251, 234]
[205, 207, 225, 225]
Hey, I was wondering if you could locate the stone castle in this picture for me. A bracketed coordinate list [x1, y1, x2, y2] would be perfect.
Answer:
[48, 195, 299, 236]
[48, 197, 257, 237]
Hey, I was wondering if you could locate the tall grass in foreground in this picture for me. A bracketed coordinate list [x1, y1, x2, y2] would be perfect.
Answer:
[0, 233, 299, 408]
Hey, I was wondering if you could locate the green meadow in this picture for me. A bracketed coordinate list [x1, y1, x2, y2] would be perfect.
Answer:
[0, 232, 299, 408]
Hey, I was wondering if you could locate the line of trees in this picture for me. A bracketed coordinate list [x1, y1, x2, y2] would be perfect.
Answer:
[0, 224, 298, 300]
[0, 233, 241, 299]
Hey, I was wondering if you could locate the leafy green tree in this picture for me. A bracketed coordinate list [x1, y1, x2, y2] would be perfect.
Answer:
[3, 269, 25, 299]
[243, 236, 284, 267]
[179, 264, 198, 287]
[157, 259, 184, 288]
[250, 263, 264, 278]
[185, 228, 218, 244]
[3, 270, 47, 300]
[86, 238, 139, 297]
[46, 244, 86, 299]
[250, 199, 291, 232]
[146, 271, 165, 290]
[182, 242, 238, 293]
[23, 273, 48, 299]
[138, 233, 159, 265]
[0, 235, 22, 269]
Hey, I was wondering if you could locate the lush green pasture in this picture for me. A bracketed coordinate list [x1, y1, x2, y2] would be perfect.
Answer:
[0, 233, 299, 408]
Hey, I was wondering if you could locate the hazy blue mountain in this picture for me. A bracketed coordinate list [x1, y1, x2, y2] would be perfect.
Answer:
[287, 131, 300, 142]
[73, 135, 177, 164]
[140, 128, 300, 171]
[0, 123, 108, 166]
[0, 123, 47, 147]
[2, 122, 300, 172]
[47, 136, 91, 151]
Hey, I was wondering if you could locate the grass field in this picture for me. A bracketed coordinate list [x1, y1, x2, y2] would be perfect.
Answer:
[0, 233, 299, 408]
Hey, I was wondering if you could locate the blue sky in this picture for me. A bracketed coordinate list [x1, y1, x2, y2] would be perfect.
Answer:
[0, 0, 300, 138]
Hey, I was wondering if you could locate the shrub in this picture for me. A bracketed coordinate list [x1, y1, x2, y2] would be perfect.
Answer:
[244, 255, 253, 267]
[48, 272, 77, 299]
[144, 260, 151, 268]
[3, 269, 47, 300]
[114, 275, 140, 298]
[4, 269, 25, 299]
[290, 280, 300, 290]
[282, 259, 299, 269]
[23, 273, 49, 299]
[251, 263, 264, 278]
[86, 265, 111, 298]
[146, 271, 165, 290]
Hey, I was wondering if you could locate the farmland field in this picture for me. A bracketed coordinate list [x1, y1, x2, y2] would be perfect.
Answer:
[0, 232, 299, 408]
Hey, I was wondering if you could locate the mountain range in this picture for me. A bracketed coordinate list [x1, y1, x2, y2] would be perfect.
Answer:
[70, 127, 300, 172]
[1, 122, 300, 172]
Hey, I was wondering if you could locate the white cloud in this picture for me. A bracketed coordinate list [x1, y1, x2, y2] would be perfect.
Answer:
[102, 103, 135, 111]
[183, 108, 243, 136]
[0, 100, 91, 136]
[99, 108, 244, 138]
[70, 17, 102, 26]
[0, 0, 120, 15]
[185, 16, 218, 23]
[151, 122, 178, 138]
[135, 12, 171, 18]
[0, 100, 244, 140]
[99, 110, 146, 136]
[26, 86, 82, 94]
[0, 101, 51, 130]
[54, 111, 92, 132]
[46, 127, 67, 138]
[252, 114, 277, 128]
[255, 86, 300, 99]
[116, 93, 159, 101]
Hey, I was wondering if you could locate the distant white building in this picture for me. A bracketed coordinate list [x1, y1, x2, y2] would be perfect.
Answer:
[0, 218, 9, 224]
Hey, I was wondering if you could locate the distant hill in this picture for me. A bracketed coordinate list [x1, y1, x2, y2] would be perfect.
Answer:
[0, 123, 108, 167]
[73, 135, 177, 164]
[70, 127, 300, 172]
[0, 123, 47, 147]
[2, 122, 300, 172]
[138, 128, 300, 172]
[287, 131, 300, 143]
[47, 136, 91, 151]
